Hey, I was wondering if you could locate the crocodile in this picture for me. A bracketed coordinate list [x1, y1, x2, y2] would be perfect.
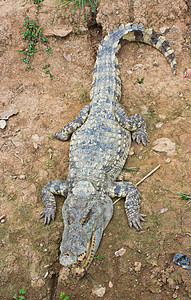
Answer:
[40, 23, 176, 278]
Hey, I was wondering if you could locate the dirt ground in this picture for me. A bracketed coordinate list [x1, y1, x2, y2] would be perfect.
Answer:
[0, 0, 191, 299]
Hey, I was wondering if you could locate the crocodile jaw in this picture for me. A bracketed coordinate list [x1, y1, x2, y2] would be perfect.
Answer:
[59, 222, 99, 278]
[72, 229, 96, 278]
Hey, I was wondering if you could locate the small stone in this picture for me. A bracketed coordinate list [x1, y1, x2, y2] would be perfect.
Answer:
[108, 281, 113, 288]
[152, 138, 175, 155]
[0, 215, 6, 222]
[172, 293, 178, 299]
[165, 157, 171, 163]
[155, 122, 163, 128]
[160, 208, 168, 214]
[0, 107, 18, 120]
[159, 27, 169, 34]
[19, 174, 26, 180]
[153, 61, 159, 67]
[0, 120, 6, 129]
[127, 70, 133, 75]
[134, 262, 142, 272]
[32, 134, 40, 149]
[115, 247, 126, 256]
[132, 64, 143, 71]
[92, 286, 106, 297]
[63, 51, 72, 62]
[45, 26, 72, 37]
[129, 147, 135, 156]
[44, 271, 49, 278]
[167, 278, 175, 288]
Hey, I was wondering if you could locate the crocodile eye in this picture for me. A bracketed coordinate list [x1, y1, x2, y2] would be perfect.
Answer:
[80, 207, 92, 225]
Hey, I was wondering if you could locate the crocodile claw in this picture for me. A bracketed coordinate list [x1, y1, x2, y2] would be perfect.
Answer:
[132, 128, 149, 146]
[129, 213, 146, 231]
[40, 208, 55, 226]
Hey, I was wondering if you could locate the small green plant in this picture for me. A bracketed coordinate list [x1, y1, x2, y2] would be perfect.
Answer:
[12, 288, 26, 300]
[18, 16, 54, 79]
[80, 90, 89, 103]
[49, 133, 55, 140]
[59, 291, 70, 300]
[53, 0, 97, 22]
[137, 77, 144, 84]
[23, 0, 44, 8]
[93, 254, 104, 260]
[136, 41, 142, 48]
[164, 188, 191, 204]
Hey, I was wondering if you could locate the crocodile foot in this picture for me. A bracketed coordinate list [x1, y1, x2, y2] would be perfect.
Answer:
[40, 208, 55, 225]
[55, 130, 70, 141]
[128, 213, 146, 231]
[132, 127, 149, 146]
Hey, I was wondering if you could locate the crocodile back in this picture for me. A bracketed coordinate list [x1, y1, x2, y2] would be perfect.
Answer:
[68, 111, 131, 187]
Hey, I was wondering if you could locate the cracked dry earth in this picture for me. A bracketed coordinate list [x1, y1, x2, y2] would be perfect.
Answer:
[1, 0, 191, 299]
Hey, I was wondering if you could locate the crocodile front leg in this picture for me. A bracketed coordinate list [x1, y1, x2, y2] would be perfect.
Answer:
[55, 104, 90, 141]
[40, 180, 68, 225]
[114, 102, 149, 146]
[106, 181, 146, 230]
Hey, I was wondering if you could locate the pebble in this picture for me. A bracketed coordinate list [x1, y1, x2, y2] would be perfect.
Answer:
[155, 122, 163, 128]
[172, 292, 178, 299]
[165, 157, 171, 163]
[152, 138, 175, 155]
[115, 247, 126, 256]
[108, 281, 113, 288]
[32, 134, 40, 149]
[0, 107, 18, 120]
[159, 27, 169, 34]
[127, 70, 133, 75]
[160, 208, 168, 214]
[167, 278, 175, 288]
[46, 26, 72, 37]
[19, 174, 26, 180]
[0, 120, 6, 129]
[134, 261, 142, 272]
[153, 61, 159, 67]
[92, 286, 106, 297]
[63, 51, 72, 62]
[132, 64, 143, 71]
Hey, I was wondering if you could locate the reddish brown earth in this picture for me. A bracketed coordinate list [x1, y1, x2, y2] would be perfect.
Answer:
[0, 0, 191, 299]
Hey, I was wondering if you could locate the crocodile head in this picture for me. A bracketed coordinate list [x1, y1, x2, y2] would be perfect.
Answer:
[59, 180, 113, 278]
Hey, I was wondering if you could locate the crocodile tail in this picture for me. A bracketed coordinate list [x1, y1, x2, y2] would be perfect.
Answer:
[119, 24, 176, 75]
[90, 24, 176, 101]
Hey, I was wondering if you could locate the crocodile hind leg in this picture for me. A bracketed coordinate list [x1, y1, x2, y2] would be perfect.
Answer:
[106, 181, 146, 230]
[114, 102, 149, 146]
[40, 180, 68, 225]
[55, 104, 90, 141]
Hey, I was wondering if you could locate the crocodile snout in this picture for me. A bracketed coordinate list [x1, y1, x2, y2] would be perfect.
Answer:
[60, 251, 77, 266]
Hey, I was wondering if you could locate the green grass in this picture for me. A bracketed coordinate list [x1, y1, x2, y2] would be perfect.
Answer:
[12, 288, 26, 300]
[53, 0, 97, 22]
[60, 291, 70, 299]
[164, 188, 191, 204]
[18, 16, 54, 79]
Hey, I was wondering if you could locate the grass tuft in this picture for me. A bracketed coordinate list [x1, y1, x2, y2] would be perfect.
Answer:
[164, 188, 191, 204]
[53, 0, 97, 22]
